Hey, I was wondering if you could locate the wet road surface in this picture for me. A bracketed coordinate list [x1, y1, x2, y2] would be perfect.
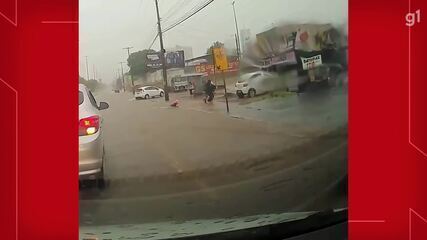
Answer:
[80, 86, 348, 226]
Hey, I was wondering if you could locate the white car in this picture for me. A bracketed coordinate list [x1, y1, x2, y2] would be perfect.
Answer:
[79, 84, 109, 187]
[235, 71, 279, 98]
[135, 86, 165, 99]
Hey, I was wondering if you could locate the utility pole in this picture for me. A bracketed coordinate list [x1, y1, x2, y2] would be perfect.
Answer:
[123, 46, 135, 94]
[93, 64, 96, 81]
[234, 33, 239, 57]
[232, 1, 241, 59]
[85, 56, 90, 81]
[117, 68, 121, 89]
[154, 0, 169, 101]
[119, 62, 126, 92]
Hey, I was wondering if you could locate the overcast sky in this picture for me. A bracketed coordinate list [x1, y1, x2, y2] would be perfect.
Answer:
[79, 0, 348, 83]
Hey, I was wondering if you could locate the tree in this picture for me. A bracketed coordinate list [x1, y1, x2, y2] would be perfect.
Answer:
[79, 75, 103, 91]
[206, 41, 225, 55]
[127, 49, 157, 77]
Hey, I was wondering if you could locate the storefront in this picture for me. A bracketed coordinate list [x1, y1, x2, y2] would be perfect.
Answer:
[185, 55, 240, 77]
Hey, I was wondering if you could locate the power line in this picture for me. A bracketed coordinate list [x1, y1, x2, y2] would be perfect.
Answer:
[162, 0, 214, 34]
[145, 0, 214, 50]
[163, 0, 194, 22]
[148, 32, 159, 49]
[144, 25, 158, 46]
[163, 0, 185, 19]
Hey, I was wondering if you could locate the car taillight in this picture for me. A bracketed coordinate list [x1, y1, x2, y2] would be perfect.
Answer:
[79, 116, 100, 136]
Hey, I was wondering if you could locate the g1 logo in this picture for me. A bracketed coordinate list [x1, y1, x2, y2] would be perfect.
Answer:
[406, 9, 421, 27]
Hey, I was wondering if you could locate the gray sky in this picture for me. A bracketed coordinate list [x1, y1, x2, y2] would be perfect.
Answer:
[79, 0, 348, 83]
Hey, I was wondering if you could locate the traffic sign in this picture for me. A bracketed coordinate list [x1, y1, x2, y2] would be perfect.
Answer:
[213, 47, 229, 71]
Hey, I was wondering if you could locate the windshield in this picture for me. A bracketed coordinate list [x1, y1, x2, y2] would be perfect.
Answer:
[79, 0, 348, 238]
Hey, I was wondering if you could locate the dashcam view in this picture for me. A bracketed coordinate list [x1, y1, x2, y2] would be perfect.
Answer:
[79, 0, 348, 239]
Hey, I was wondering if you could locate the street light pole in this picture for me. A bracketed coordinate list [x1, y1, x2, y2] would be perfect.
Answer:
[119, 62, 126, 92]
[154, 0, 169, 101]
[85, 56, 90, 80]
[234, 33, 239, 57]
[232, 1, 241, 59]
[123, 46, 135, 94]
[93, 64, 96, 81]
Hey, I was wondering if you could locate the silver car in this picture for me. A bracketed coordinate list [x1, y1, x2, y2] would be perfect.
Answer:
[235, 71, 280, 98]
[79, 84, 109, 186]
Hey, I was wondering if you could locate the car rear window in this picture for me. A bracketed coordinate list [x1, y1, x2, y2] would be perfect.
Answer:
[79, 91, 84, 105]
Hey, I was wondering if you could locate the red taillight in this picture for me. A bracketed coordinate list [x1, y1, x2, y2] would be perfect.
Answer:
[79, 116, 100, 136]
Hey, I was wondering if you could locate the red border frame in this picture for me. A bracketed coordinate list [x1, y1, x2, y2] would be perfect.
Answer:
[1, 0, 427, 239]
[0, 0, 78, 239]
[349, 0, 427, 239]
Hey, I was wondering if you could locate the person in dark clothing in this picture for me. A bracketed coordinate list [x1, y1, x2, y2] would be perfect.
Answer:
[204, 80, 216, 103]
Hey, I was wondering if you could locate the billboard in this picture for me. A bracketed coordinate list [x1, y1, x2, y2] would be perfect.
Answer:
[165, 50, 185, 68]
[255, 24, 340, 56]
[294, 24, 339, 52]
[146, 50, 185, 69]
[146, 52, 162, 69]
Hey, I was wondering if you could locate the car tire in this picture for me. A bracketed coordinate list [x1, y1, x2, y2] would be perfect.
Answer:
[237, 92, 244, 98]
[97, 170, 105, 189]
[97, 149, 106, 189]
[248, 89, 256, 98]
[145, 94, 150, 99]
[160, 91, 164, 97]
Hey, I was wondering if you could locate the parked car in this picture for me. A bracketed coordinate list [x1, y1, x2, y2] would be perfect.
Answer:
[135, 86, 165, 99]
[235, 71, 280, 98]
[79, 84, 109, 187]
